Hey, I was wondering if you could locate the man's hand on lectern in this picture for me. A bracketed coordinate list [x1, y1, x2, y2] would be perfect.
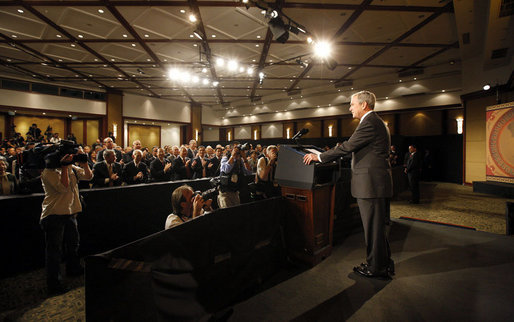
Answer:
[303, 153, 319, 165]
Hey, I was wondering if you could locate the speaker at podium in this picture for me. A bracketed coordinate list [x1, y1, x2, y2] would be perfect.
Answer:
[276, 144, 338, 266]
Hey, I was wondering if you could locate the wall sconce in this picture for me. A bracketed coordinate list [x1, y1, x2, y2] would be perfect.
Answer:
[456, 117, 464, 134]
[328, 125, 333, 137]
[195, 129, 199, 142]
[253, 129, 258, 140]
[228, 131, 231, 141]
[286, 128, 291, 139]
[112, 123, 117, 138]
[384, 121, 389, 127]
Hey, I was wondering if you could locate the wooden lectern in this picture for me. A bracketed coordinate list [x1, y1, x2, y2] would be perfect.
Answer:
[276, 145, 338, 266]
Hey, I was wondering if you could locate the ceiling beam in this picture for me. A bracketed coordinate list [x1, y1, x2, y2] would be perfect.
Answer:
[250, 29, 273, 101]
[398, 41, 459, 73]
[0, 1, 452, 12]
[188, 0, 224, 105]
[18, 3, 160, 96]
[336, 2, 454, 82]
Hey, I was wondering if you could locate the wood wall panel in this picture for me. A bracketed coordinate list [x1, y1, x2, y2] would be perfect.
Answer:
[297, 120, 321, 138]
[71, 120, 84, 145]
[128, 124, 161, 149]
[86, 120, 100, 146]
[14, 116, 64, 140]
[399, 110, 443, 136]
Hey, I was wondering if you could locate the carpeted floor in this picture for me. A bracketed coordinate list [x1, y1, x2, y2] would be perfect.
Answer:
[0, 182, 511, 321]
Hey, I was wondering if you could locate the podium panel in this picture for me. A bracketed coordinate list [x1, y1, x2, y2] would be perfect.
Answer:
[282, 185, 335, 266]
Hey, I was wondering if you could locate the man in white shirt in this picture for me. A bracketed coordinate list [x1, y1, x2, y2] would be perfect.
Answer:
[40, 149, 92, 295]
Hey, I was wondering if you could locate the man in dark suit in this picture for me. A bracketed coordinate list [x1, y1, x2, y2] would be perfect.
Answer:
[97, 137, 122, 163]
[92, 149, 123, 188]
[304, 90, 393, 278]
[405, 144, 422, 203]
[150, 148, 172, 182]
[122, 149, 148, 185]
[172, 146, 192, 180]
[206, 146, 223, 177]
[191, 146, 208, 179]
[187, 140, 197, 160]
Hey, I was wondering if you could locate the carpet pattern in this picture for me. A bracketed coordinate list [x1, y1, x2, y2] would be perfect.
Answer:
[0, 182, 511, 320]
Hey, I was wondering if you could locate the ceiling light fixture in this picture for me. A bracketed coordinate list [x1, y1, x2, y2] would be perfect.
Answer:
[216, 58, 225, 67]
[228, 60, 238, 71]
[180, 9, 186, 13]
[268, 16, 289, 43]
[189, 14, 197, 23]
[98, 9, 104, 13]
[17, 9, 24, 13]
[193, 30, 203, 40]
[483, 84, 491, 90]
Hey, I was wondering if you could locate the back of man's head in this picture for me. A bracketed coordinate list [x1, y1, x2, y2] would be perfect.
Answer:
[171, 185, 193, 215]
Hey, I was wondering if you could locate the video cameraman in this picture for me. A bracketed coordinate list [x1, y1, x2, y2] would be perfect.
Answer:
[40, 143, 92, 295]
[218, 142, 252, 208]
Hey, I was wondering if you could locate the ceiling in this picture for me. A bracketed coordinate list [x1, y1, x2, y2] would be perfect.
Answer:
[0, 0, 507, 108]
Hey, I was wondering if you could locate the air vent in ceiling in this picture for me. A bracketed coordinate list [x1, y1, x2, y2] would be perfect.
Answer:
[491, 48, 508, 59]
[398, 68, 424, 78]
[499, 0, 514, 17]
[462, 32, 470, 44]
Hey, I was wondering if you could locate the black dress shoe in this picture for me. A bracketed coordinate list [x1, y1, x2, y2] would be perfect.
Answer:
[47, 284, 70, 296]
[353, 265, 390, 279]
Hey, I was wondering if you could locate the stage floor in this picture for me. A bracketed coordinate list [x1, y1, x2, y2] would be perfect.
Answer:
[230, 219, 514, 321]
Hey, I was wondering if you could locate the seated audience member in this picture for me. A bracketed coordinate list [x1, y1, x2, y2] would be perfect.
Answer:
[97, 137, 122, 162]
[50, 133, 61, 144]
[206, 146, 223, 177]
[0, 159, 18, 195]
[150, 148, 172, 182]
[123, 149, 148, 185]
[172, 146, 191, 180]
[191, 146, 208, 179]
[92, 149, 122, 187]
[255, 145, 280, 198]
[165, 185, 212, 229]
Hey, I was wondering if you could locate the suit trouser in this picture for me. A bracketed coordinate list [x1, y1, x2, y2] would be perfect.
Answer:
[357, 198, 391, 273]
[408, 173, 420, 202]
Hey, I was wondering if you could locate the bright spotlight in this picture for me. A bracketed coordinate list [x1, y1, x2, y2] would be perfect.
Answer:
[202, 68, 208, 73]
[202, 78, 209, 85]
[227, 60, 238, 71]
[192, 75, 199, 83]
[212, 81, 219, 86]
[216, 58, 225, 67]
[247, 67, 254, 75]
[258, 72, 264, 78]
[483, 84, 491, 90]
[189, 14, 197, 23]
[168, 69, 179, 80]
[239, 66, 245, 73]
[307, 37, 313, 44]
[180, 71, 191, 83]
[314, 41, 332, 59]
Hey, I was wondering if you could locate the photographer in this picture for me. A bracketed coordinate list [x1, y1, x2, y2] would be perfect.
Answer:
[218, 142, 252, 208]
[165, 185, 213, 229]
[254, 145, 281, 199]
[40, 146, 92, 295]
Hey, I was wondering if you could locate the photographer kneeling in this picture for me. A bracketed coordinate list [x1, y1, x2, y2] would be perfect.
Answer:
[40, 143, 92, 295]
[218, 142, 252, 208]
[165, 185, 213, 229]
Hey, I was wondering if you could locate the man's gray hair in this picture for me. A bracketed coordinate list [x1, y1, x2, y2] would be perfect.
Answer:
[171, 185, 193, 215]
[352, 90, 376, 110]
[104, 149, 115, 158]
[132, 149, 142, 156]
[266, 145, 278, 154]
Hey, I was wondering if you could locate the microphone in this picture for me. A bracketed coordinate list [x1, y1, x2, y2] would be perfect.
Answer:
[291, 128, 309, 140]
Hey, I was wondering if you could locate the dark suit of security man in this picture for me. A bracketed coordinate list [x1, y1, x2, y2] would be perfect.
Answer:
[304, 90, 393, 278]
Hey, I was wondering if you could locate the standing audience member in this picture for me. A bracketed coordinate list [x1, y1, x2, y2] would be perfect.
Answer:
[191, 146, 208, 179]
[187, 140, 197, 159]
[247, 151, 259, 172]
[92, 149, 122, 188]
[150, 148, 172, 182]
[389, 145, 399, 167]
[167, 146, 180, 163]
[172, 146, 192, 180]
[40, 149, 92, 295]
[0, 159, 18, 195]
[123, 149, 148, 185]
[165, 185, 212, 229]
[97, 137, 122, 163]
[206, 146, 223, 177]
[255, 145, 280, 198]
[405, 144, 422, 204]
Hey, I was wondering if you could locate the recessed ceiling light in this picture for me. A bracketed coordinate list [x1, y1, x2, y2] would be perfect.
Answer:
[131, 43, 136, 47]
[442, 89, 446, 92]
[42, 112, 46, 115]
[111, 58, 115, 61]
[414, 77, 417, 80]
[70, 44, 75, 47]
[180, 9, 186, 13]
[386, 97, 389, 99]
[123, 34, 128, 38]
[189, 34, 194, 38]
[78, 34, 84, 38]
[211, 34, 216, 38]
[257, 35, 261, 39]
[193, 44, 197, 47]
[17, 9, 24, 13]
[144, 34, 149, 38]
[189, 14, 197, 23]
[256, 44, 259, 47]
[98, 9, 104, 14]
[146, 58, 151, 61]
[56, 34, 61, 38]
[252, 59, 256, 62]
[399, 79, 402, 82]
[11, 35, 17, 38]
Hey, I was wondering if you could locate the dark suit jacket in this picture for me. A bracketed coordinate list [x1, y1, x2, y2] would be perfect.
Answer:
[206, 156, 221, 177]
[172, 156, 191, 180]
[96, 149, 123, 162]
[122, 161, 148, 185]
[191, 157, 207, 179]
[150, 158, 172, 182]
[92, 161, 123, 188]
[406, 152, 422, 176]
[187, 148, 196, 160]
[320, 111, 392, 199]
